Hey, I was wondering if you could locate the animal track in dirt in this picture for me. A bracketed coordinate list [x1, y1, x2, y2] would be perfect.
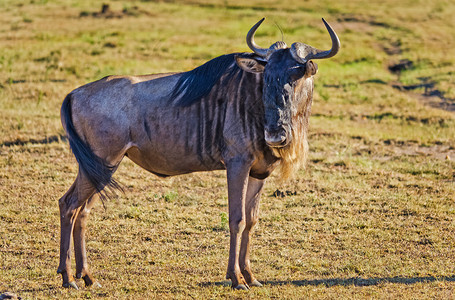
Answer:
[335, 15, 453, 112]
[387, 59, 454, 112]
[390, 75, 455, 112]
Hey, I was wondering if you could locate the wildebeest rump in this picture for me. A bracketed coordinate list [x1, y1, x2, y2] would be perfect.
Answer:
[57, 18, 340, 290]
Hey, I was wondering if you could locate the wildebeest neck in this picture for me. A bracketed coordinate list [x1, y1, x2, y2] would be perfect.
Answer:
[170, 53, 241, 107]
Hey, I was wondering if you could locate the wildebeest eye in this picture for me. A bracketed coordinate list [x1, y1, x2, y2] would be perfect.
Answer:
[288, 65, 306, 81]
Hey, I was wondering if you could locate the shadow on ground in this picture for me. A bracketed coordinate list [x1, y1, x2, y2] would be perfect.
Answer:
[0, 134, 67, 147]
[200, 275, 455, 288]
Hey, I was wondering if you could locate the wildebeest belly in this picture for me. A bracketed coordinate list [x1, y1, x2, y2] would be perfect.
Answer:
[121, 99, 228, 175]
[125, 143, 225, 176]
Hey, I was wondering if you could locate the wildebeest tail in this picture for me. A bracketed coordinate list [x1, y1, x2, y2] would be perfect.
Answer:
[61, 93, 122, 199]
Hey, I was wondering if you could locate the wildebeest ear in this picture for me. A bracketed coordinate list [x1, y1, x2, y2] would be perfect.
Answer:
[235, 55, 266, 73]
[305, 61, 318, 77]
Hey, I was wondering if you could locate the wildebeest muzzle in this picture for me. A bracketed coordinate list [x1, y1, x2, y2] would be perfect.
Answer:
[264, 125, 291, 148]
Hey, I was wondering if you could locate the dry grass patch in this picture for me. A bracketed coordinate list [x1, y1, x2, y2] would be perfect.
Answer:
[1, 0, 454, 299]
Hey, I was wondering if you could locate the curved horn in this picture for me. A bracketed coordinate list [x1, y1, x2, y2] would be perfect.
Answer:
[290, 18, 340, 64]
[246, 18, 268, 58]
[314, 18, 340, 59]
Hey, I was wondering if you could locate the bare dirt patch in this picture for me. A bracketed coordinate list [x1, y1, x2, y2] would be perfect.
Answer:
[79, 4, 153, 19]
[383, 139, 455, 161]
[336, 14, 393, 34]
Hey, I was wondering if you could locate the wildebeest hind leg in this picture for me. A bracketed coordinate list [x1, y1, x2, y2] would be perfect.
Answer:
[73, 193, 100, 287]
[239, 177, 264, 287]
[57, 171, 97, 289]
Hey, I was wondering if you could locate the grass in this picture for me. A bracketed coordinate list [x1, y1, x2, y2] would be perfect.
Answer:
[0, 0, 454, 299]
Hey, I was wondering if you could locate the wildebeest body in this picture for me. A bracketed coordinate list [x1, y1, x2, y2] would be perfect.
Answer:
[64, 54, 277, 179]
[57, 18, 339, 290]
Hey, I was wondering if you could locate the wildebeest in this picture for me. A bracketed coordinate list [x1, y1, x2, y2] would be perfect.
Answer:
[57, 18, 340, 290]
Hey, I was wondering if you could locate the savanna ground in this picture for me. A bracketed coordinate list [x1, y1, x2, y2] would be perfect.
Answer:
[0, 0, 454, 298]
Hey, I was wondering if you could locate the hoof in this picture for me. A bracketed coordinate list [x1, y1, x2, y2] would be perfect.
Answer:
[249, 279, 263, 287]
[92, 281, 102, 288]
[233, 284, 249, 290]
[82, 274, 99, 287]
[62, 281, 79, 290]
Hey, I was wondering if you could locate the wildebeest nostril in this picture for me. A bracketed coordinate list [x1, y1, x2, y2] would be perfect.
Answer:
[265, 130, 287, 147]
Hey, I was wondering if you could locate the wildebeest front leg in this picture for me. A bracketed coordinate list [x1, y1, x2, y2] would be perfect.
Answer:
[239, 177, 264, 287]
[225, 158, 252, 290]
[73, 194, 100, 287]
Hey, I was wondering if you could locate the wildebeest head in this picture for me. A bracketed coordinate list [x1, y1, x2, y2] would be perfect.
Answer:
[235, 18, 340, 148]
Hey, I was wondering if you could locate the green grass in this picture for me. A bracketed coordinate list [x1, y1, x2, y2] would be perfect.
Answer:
[1, 0, 454, 299]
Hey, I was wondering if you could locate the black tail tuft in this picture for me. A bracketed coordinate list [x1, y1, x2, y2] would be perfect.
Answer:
[61, 93, 122, 200]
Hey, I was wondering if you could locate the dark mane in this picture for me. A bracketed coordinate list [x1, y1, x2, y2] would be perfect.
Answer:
[171, 53, 240, 107]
